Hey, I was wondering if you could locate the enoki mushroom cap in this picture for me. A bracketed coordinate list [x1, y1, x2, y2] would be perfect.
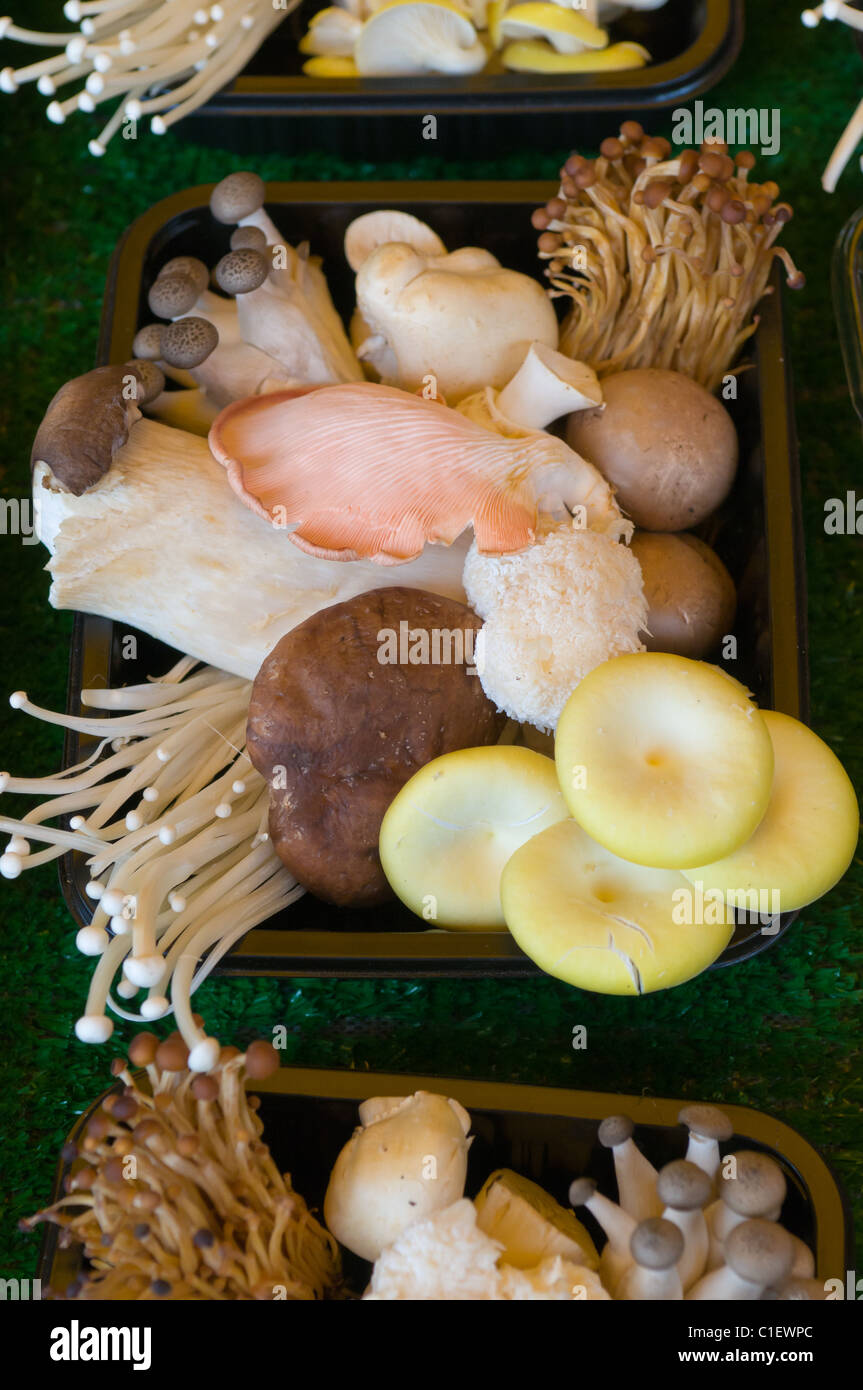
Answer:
[598, 1114, 635, 1148]
[214, 248, 269, 296]
[148, 272, 201, 320]
[210, 171, 266, 226]
[656, 1159, 712, 1212]
[160, 316, 219, 370]
[630, 1217, 684, 1270]
[719, 1150, 787, 1216]
[724, 1218, 794, 1287]
[679, 1104, 734, 1143]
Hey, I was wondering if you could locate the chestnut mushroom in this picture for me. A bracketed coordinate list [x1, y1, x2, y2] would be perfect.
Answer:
[630, 532, 737, 659]
[246, 586, 506, 908]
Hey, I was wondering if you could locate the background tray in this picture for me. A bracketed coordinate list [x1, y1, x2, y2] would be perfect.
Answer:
[59, 181, 809, 980]
[37, 1069, 852, 1296]
[176, 1, 744, 159]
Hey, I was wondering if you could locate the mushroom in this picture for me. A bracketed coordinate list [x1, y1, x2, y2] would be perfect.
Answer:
[214, 249, 271, 297]
[474, 1169, 599, 1269]
[707, 1150, 787, 1269]
[801, 4, 863, 189]
[354, 1, 487, 75]
[502, 38, 649, 71]
[568, 1176, 637, 1294]
[479, 342, 603, 432]
[30, 367, 471, 679]
[630, 533, 737, 659]
[687, 1219, 794, 1301]
[498, 4, 608, 52]
[324, 1092, 473, 1262]
[230, 225, 269, 253]
[597, 1114, 662, 1223]
[0, 4, 290, 154]
[678, 1103, 734, 1179]
[299, 5, 363, 56]
[566, 369, 739, 533]
[344, 209, 447, 273]
[616, 1218, 685, 1300]
[209, 380, 627, 564]
[160, 318, 221, 371]
[210, 171, 267, 226]
[354, 241, 559, 402]
[23, 1037, 342, 1299]
[656, 1159, 712, 1292]
[540, 124, 805, 390]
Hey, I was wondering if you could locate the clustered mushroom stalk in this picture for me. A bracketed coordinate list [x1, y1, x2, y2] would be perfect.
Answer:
[22, 1037, 343, 1300]
[802, 4, 863, 190]
[0, 658, 302, 1065]
[532, 122, 805, 391]
[0, 2, 292, 155]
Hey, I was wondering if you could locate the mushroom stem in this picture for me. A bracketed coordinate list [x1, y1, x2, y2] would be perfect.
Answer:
[616, 1218, 684, 1300]
[494, 342, 603, 431]
[597, 1114, 662, 1223]
[822, 95, 863, 192]
[568, 1176, 636, 1295]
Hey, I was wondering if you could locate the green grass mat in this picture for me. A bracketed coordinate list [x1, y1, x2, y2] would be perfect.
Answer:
[0, 0, 860, 1278]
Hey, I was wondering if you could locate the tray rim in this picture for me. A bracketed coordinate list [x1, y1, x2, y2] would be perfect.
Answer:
[189, 0, 743, 119]
[60, 178, 809, 979]
[36, 1067, 853, 1291]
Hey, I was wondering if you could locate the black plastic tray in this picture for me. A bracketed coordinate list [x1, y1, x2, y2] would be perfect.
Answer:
[37, 1069, 852, 1296]
[58, 180, 809, 981]
[176, 0, 743, 159]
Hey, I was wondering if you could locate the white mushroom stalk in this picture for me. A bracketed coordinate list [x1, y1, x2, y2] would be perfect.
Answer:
[0, 657, 302, 1067]
[0, 2, 292, 154]
[803, 1, 863, 189]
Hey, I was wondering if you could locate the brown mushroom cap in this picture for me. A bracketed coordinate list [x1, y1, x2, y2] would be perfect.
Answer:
[244, 1040, 280, 1080]
[598, 1114, 635, 1148]
[128, 1031, 159, 1067]
[125, 359, 165, 406]
[656, 1159, 712, 1212]
[231, 225, 268, 252]
[630, 532, 737, 660]
[159, 256, 210, 296]
[160, 316, 219, 370]
[630, 1217, 684, 1270]
[214, 248, 269, 296]
[719, 1150, 786, 1217]
[30, 364, 145, 497]
[148, 272, 201, 321]
[679, 1104, 734, 1143]
[725, 1218, 794, 1287]
[210, 171, 266, 225]
[568, 1177, 598, 1207]
[132, 323, 164, 361]
[566, 369, 738, 532]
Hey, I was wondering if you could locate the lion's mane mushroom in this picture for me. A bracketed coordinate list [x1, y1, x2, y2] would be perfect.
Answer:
[245, 586, 506, 907]
[353, 241, 559, 402]
[324, 1092, 473, 1262]
[30, 368, 470, 680]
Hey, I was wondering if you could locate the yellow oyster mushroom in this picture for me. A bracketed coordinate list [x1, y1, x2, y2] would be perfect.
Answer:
[499, 3, 607, 52]
[300, 7, 363, 56]
[302, 55, 360, 76]
[355, 0, 487, 74]
[502, 38, 650, 71]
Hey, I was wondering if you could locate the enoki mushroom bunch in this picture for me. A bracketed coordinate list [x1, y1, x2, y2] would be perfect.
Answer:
[802, 3, 863, 190]
[0, 1, 291, 155]
[23, 1036, 343, 1300]
[0, 656, 302, 1064]
[533, 122, 805, 392]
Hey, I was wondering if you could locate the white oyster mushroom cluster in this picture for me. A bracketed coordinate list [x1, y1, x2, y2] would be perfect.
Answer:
[299, 0, 661, 76]
[347, 211, 560, 402]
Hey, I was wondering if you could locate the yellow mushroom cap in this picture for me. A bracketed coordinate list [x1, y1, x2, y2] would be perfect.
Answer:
[502, 38, 650, 73]
[499, 3, 607, 54]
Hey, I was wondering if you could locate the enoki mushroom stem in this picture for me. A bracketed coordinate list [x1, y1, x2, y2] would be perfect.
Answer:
[0, 1, 294, 153]
[533, 123, 805, 391]
[22, 1039, 343, 1300]
[0, 659, 301, 1060]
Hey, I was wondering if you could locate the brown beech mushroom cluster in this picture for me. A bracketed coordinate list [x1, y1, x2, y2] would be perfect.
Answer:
[246, 586, 505, 907]
[23, 1035, 341, 1301]
[533, 123, 805, 390]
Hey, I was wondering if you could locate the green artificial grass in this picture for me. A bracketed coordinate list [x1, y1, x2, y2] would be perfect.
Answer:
[1, 0, 861, 1279]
